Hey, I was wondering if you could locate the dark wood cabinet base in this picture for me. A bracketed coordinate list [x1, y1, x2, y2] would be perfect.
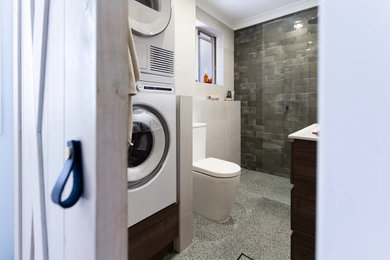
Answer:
[291, 231, 315, 260]
[128, 203, 179, 260]
[291, 140, 317, 260]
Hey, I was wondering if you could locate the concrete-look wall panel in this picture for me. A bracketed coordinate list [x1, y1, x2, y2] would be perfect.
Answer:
[174, 96, 193, 252]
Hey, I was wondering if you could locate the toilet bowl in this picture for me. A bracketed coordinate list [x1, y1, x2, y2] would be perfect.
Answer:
[192, 123, 241, 222]
[193, 157, 241, 222]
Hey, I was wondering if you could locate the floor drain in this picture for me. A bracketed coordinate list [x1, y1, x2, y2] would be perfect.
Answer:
[237, 253, 254, 260]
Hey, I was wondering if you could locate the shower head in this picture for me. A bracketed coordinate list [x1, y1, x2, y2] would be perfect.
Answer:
[308, 16, 318, 24]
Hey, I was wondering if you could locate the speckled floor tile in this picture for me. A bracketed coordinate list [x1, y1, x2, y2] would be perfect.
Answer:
[165, 170, 292, 260]
[240, 170, 292, 205]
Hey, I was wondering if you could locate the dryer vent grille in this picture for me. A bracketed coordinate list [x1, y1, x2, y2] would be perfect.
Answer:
[150, 45, 174, 75]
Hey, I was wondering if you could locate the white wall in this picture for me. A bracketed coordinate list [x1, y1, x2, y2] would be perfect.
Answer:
[192, 8, 238, 163]
[0, 0, 14, 258]
[174, 1, 239, 164]
[174, 0, 196, 97]
[318, 0, 390, 259]
[174, 1, 235, 101]
[195, 6, 234, 100]
[173, 4, 238, 252]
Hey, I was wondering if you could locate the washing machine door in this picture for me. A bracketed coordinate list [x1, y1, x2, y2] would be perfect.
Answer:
[128, 104, 170, 189]
[129, 0, 172, 37]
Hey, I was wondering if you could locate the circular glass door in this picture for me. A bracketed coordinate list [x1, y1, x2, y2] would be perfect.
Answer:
[129, 0, 172, 36]
[128, 104, 170, 189]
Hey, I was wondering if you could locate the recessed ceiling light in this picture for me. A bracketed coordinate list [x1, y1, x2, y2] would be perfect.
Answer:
[294, 21, 303, 29]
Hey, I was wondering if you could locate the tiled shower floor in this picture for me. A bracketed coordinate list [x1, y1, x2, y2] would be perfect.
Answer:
[166, 170, 292, 260]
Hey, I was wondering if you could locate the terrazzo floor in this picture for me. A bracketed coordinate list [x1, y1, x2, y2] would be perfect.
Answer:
[166, 169, 292, 260]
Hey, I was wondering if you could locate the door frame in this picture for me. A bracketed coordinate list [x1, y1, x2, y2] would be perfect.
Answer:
[13, 0, 22, 258]
[13, 0, 129, 259]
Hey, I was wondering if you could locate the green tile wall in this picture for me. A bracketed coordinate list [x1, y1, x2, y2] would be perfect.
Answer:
[234, 7, 318, 177]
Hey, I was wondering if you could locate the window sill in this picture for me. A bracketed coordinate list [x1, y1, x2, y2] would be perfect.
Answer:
[195, 82, 224, 88]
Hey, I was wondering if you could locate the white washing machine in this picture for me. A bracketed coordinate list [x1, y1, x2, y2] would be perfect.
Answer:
[128, 84, 176, 227]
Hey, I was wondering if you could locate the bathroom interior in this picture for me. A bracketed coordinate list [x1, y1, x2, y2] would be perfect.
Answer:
[127, 0, 318, 259]
[5, 0, 389, 259]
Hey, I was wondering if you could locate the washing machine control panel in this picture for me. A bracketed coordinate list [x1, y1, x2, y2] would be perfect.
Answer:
[136, 83, 174, 94]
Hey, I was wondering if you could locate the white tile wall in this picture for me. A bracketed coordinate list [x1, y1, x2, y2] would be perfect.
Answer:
[193, 99, 240, 165]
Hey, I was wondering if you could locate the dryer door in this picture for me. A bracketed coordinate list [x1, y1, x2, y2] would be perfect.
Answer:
[129, 0, 172, 36]
[127, 104, 170, 189]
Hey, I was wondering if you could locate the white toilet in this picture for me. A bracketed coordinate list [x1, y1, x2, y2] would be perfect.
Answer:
[192, 122, 241, 222]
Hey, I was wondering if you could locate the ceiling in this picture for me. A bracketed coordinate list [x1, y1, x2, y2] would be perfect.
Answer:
[196, 0, 318, 30]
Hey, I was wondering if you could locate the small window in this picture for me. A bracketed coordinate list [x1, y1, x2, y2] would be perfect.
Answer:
[197, 30, 216, 84]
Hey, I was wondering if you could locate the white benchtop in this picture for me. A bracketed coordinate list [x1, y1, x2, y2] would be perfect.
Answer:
[288, 123, 319, 141]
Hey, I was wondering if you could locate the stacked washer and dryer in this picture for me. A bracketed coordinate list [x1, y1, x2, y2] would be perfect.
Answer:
[127, 0, 176, 227]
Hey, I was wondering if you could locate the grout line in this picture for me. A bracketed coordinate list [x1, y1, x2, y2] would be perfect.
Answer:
[263, 197, 291, 207]
[240, 168, 250, 175]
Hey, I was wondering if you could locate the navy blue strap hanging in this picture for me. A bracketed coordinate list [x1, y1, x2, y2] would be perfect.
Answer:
[51, 140, 83, 208]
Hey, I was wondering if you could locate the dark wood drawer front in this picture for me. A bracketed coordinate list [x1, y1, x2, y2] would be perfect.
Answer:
[128, 203, 179, 260]
[291, 140, 317, 187]
[291, 139, 317, 260]
[291, 231, 315, 260]
[291, 185, 316, 238]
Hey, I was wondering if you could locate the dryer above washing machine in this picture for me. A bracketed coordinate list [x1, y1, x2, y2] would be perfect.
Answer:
[129, 0, 172, 37]
[129, 0, 175, 86]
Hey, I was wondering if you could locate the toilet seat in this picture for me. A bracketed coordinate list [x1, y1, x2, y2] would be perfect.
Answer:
[193, 157, 241, 178]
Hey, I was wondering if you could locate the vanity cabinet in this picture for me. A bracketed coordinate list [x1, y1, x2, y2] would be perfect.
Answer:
[290, 139, 317, 260]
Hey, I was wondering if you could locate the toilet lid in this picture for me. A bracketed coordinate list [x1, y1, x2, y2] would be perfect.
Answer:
[193, 158, 241, 178]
